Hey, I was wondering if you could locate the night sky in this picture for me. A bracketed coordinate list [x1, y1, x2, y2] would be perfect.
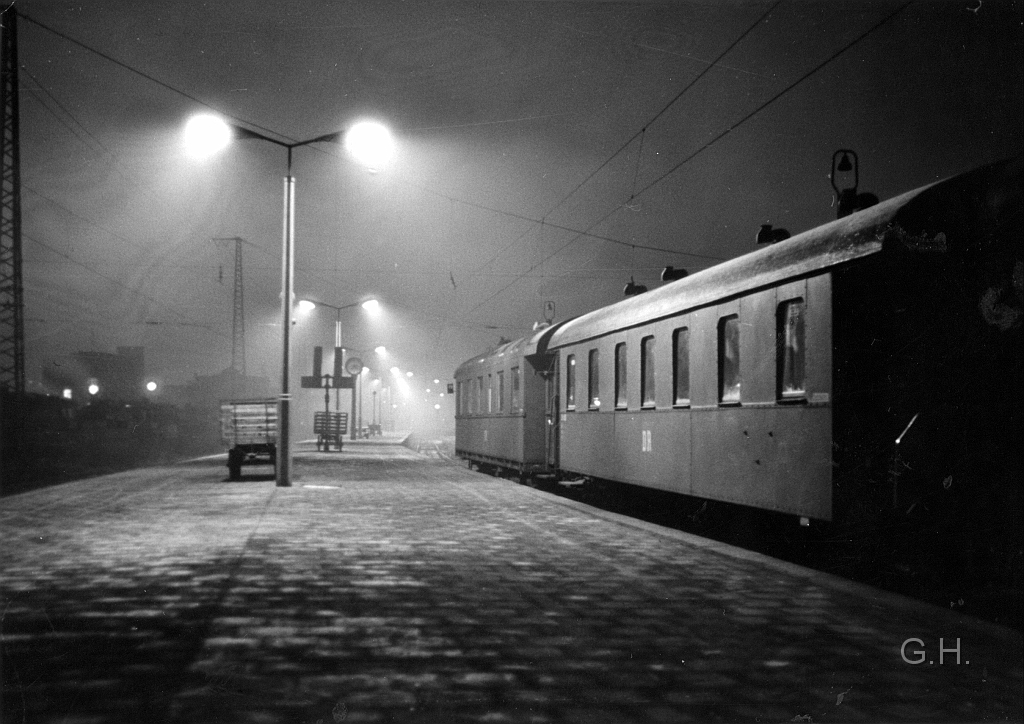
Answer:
[14, 0, 1023, 401]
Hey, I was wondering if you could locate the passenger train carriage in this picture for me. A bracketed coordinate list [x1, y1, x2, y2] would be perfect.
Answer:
[455, 159, 1021, 552]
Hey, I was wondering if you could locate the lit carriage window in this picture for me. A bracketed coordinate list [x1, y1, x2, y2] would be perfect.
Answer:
[487, 374, 493, 413]
[718, 315, 741, 403]
[511, 366, 521, 411]
[497, 371, 505, 412]
[566, 354, 576, 409]
[589, 348, 601, 409]
[615, 342, 627, 409]
[641, 335, 655, 407]
[673, 327, 690, 406]
[777, 299, 806, 399]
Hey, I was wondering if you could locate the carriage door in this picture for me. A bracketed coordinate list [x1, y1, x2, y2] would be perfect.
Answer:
[545, 359, 560, 469]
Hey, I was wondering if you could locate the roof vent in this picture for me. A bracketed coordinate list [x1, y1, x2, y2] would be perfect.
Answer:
[661, 266, 689, 282]
[756, 224, 790, 245]
[623, 277, 648, 296]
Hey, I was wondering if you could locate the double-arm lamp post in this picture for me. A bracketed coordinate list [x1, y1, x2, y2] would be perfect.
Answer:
[183, 115, 394, 487]
[298, 297, 380, 439]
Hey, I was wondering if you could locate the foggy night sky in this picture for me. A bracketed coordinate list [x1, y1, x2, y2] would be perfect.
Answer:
[14, 0, 1023, 395]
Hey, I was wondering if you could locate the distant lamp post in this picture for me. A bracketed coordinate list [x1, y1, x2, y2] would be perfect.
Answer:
[299, 296, 380, 439]
[183, 114, 394, 487]
[830, 149, 878, 219]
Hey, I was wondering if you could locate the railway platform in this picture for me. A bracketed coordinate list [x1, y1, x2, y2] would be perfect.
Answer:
[1, 436, 1020, 723]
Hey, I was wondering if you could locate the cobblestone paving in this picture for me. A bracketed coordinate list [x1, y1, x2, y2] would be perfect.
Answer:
[1, 437, 1021, 723]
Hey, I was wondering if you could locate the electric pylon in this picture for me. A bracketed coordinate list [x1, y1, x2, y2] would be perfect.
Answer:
[214, 237, 246, 396]
[0, 6, 25, 395]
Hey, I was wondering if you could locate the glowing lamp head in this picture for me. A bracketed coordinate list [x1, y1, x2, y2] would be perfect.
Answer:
[361, 299, 381, 314]
[87, 383, 100, 396]
[146, 381, 158, 392]
[344, 121, 395, 170]
[297, 300, 316, 313]
[183, 114, 232, 159]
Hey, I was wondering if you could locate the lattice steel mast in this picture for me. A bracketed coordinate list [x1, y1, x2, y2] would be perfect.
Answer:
[232, 237, 245, 378]
[0, 6, 24, 394]
[214, 237, 247, 397]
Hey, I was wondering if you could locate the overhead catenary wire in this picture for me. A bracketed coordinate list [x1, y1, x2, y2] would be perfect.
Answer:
[462, 0, 913, 317]
[22, 231, 224, 337]
[456, 1, 782, 317]
[545, 0, 782, 217]
[19, 12, 294, 145]
[632, 1, 912, 201]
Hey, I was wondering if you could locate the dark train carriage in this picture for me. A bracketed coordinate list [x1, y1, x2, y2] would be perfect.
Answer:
[545, 158, 1021, 526]
[455, 323, 565, 478]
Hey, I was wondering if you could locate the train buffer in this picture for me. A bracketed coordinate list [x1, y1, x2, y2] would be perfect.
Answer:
[313, 411, 347, 451]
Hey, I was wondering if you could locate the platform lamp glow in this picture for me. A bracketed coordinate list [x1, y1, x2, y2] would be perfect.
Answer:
[183, 114, 395, 486]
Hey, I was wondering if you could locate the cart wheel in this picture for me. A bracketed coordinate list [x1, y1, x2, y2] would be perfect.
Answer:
[227, 450, 242, 481]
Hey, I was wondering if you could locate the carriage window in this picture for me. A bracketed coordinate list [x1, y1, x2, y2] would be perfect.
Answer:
[497, 371, 505, 412]
[673, 327, 690, 406]
[641, 335, 656, 407]
[487, 374, 493, 413]
[457, 380, 465, 415]
[719, 316, 741, 403]
[476, 376, 483, 414]
[588, 349, 601, 409]
[615, 343, 627, 409]
[511, 366, 521, 411]
[566, 355, 576, 409]
[777, 299, 806, 399]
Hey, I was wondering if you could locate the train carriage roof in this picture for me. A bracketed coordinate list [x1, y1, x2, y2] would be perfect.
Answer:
[547, 157, 1020, 349]
[454, 320, 569, 378]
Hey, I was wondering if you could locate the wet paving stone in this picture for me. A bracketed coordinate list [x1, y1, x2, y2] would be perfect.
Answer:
[1, 437, 1021, 723]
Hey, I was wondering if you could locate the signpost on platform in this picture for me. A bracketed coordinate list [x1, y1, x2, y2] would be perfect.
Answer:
[302, 345, 354, 451]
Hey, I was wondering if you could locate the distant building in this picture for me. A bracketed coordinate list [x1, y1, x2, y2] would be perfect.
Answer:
[41, 346, 146, 401]
[162, 367, 273, 409]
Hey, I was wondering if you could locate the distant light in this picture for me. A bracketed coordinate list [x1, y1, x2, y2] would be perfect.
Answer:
[361, 299, 381, 314]
[88, 383, 99, 395]
[146, 381, 158, 392]
[344, 121, 395, 170]
[425, 388, 431, 394]
[361, 366, 370, 375]
[406, 371, 413, 378]
[183, 114, 232, 159]
[390, 366, 401, 376]
[297, 300, 316, 313]
[434, 404, 441, 410]
[375, 346, 387, 357]
[62, 388, 73, 399]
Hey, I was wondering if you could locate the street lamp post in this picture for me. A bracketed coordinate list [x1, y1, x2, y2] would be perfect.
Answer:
[184, 115, 394, 487]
